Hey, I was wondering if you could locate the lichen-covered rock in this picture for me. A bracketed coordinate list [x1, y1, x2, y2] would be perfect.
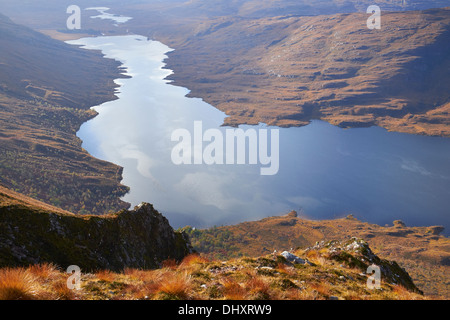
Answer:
[0, 202, 193, 271]
[306, 237, 423, 294]
[281, 251, 312, 265]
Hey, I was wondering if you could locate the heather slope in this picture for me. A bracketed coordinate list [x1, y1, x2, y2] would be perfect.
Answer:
[157, 8, 450, 135]
[0, 12, 130, 214]
[184, 211, 450, 297]
[0, 186, 430, 300]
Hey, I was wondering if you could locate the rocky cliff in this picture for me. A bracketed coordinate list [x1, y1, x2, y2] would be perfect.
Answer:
[0, 186, 193, 271]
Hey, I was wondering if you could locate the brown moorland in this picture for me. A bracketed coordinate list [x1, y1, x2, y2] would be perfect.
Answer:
[183, 211, 450, 298]
[0, 12, 130, 214]
[3, 1, 449, 136]
[0, 185, 429, 300]
[0, 251, 428, 300]
[149, 8, 450, 135]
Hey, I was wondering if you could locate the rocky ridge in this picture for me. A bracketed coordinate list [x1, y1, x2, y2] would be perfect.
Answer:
[0, 187, 193, 271]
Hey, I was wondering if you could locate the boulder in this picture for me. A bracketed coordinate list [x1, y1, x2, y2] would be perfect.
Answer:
[281, 251, 311, 265]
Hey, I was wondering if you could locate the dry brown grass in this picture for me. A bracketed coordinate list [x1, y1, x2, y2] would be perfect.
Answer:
[155, 271, 193, 300]
[95, 270, 116, 282]
[0, 244, 428, 300]
[276, 263, 295, 276]
[50, 279, 76, 300]
[341, 292, 363, 300]
[0, 268, 36, 300]
[221, 277, 247, 300]
[27, 263, 60, 283]
[244, 276, 271, 300]
[392, 285, 424, 300]
[180, 254, 209, 269]
[283, 288, 318, 300]
[309, 282, 332, 298]
[124, 268, 160, 283]
[305, 249, 319, 260]
[304, 250, 328, 266]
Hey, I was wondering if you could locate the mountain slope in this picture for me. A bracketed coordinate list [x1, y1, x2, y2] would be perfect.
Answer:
[184, 211, 450, 297]
[0, 240, 426, 300]
[0, 12, 130, 214]
[0, 12, 121, 109]
[0, 186, 424, 300]
[0, 185, 193, 271]
[155, 7, 450, 135]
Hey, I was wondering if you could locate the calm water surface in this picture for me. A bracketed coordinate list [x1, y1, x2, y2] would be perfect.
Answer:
[68, 35, 450, 233]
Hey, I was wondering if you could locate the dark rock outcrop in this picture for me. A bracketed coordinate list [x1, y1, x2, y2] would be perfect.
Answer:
[0, 202, 193, 271]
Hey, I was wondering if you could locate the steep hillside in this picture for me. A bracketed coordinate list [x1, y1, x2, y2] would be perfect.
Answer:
[0, 185, 193, 271]
[1, 2, 449, 136]
[0, 13, 130, 214]
[0, 12, 120, 109]
[0, 241, 425, 300]
[154, 8, 450, 136]
[0, 186, 426, 300]
[184, 211, 450, 298]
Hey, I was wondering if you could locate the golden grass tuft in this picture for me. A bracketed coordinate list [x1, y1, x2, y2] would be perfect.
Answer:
[392, 284, 423, 300]
[50, 279, 76, 300]
[180, 254, 209, 268]
[95, 270, 116, 282]
[26, 263, 60, 284]
[124, 268, 161, 283]
[309, 282, 332, 298]
[305, 249, 319, 260]
[221, 277, 247, 300]
[156, 271, 193, 300]
[0, 268, 36, 300]
[276, 262, 294, 276]
[244, 276, 271, 300]
[283, 288, 317, 300]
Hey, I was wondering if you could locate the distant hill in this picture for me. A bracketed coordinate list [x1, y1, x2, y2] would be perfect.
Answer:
[0, 12, 121, 109]
[1, 1, 449, 136]
[152, 7, 450, 136]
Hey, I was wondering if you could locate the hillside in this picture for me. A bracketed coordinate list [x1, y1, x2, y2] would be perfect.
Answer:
[0, 12, 130, 214]
[183, 211, 450, 298]
[0, 242, 426, 300]
[152, 7, 450, 136]
[0, 185, 429, 300]
[2, 1, 449, 136]
[0, 186, 425, 300]
[0, 185, 192, 271]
